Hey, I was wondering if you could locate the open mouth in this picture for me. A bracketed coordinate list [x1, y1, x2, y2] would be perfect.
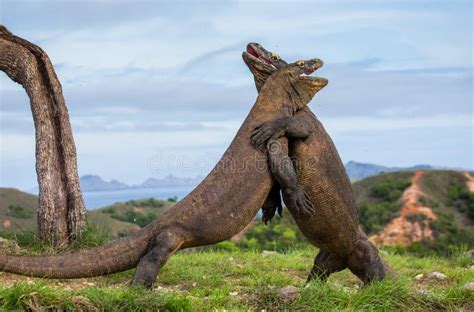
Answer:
[299, 59, 324, 78]
[245, 44, 277, 70]
[243, 43, 328, 87]
[300, 67, 317, 77]
[298, 59, 328, 87]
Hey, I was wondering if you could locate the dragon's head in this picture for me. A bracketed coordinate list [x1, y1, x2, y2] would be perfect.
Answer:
[242, 43, 285, 92]
[242, 43, 328, 110]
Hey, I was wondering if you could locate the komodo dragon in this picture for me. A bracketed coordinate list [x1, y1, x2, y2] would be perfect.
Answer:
[243, 43, 388, 284]
[0, 56, 328, 289]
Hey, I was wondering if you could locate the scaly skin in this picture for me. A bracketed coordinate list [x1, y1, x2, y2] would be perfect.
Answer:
[0, 55, 328, 289]
[243, 43, 387, 284]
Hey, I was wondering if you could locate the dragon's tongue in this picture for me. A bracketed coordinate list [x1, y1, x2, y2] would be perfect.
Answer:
[246, 45, 259, 58]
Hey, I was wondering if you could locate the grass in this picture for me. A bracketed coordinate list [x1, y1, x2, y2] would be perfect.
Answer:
[0, 247, 472, 311]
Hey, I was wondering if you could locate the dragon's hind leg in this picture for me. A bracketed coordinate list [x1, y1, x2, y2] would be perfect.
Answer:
[346, 231, 386, 285]
[307, 249, 347, 282]
[131, 231, 183, 289]
[261, 183, 283, 224]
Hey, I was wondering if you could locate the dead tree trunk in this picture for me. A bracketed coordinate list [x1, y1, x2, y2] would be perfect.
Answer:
[0, 25, 85, 246]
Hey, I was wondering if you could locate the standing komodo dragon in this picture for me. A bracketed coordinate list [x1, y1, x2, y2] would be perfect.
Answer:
[0, 56, 328, 289]
[243, 43, 388, 284]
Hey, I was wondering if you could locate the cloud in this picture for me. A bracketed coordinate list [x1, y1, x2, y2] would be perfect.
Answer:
[1, 58, 471, 134]
[1, 0, 472, 189]
[323, 114, 473, 132]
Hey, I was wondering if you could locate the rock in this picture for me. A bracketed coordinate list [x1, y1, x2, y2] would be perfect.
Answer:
[262, 250, 277, 256]
[464, 282, 474, 291]
[465, 250, 474, 258]
[2, 219, 12, 229]
[278, 286, 299, 303]
[71, 296, 92, 305]
[0, 237, 20, 251]
[155, 286, 169, 292]
[414, 274, 424, 280]
[179, 284, 193, 291]
[416, 289, 433, 295]
[425, 272, 447, 281]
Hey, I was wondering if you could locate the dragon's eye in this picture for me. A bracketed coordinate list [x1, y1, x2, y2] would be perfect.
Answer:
[296, 60, 305, 67]
[271, 53, 280, 61]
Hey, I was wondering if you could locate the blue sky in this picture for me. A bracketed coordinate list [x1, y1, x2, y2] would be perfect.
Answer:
[0, 0, 472, 190]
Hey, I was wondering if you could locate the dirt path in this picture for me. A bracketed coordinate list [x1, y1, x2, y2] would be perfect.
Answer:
[464, 172, 474, 192]
[370, 171, 437, 247]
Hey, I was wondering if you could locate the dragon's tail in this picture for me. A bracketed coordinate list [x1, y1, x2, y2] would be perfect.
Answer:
[0, 225, 156, 279]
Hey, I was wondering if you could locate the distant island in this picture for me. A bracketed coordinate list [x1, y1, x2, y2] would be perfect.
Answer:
[80, 174, 204, 192]
[345, 161, 434, 180]
[78, 161, 445, 192]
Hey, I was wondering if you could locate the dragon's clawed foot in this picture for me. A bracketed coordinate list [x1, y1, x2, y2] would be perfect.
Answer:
[251, 121, 286, 149]
[283, 188, 315, 216]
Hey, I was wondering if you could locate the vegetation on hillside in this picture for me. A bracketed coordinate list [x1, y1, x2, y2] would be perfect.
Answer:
[7, 205, 33, 219]
[1, 170, 473, 257]
[0, 188, 38, 232]
[210, 212, 308, 252]
[99, 198, 172, 228]
[357, 175, 412, 234]
[447, 183, 474, 221]
[399, 171, 474, 256]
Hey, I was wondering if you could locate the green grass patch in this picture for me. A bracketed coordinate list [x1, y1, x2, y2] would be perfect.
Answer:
[0, 222, 109, 255]
[0, 248, 472, 311]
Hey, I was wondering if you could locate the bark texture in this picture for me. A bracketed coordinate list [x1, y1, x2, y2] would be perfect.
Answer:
[0, 25, 85, 246]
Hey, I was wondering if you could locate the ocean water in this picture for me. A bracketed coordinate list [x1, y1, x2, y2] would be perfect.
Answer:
[83, 187, 193, 210]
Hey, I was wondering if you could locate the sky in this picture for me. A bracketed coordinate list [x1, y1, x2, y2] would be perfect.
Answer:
[0, 0, 472, 190]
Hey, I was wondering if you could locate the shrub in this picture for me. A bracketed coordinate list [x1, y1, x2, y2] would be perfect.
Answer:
[358, 202, 400, 234]
[358, 177, 412, 234]
[111, 210, 159, 228]
[447, 183, 474, 221]
[370, 178, 411, 202]
[167, 196, 178, 203]
[102, 207, 116, 214]
[7, 205, 33, 219]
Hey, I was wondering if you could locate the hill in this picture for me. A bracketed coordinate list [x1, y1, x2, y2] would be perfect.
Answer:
[0, 188, 174, 239]
[345, 161, 434, 180]
[79, 175, 129, 191]
[76, 161, 446, 192]
[352, 170, 474, 254]
[44, 162, 459, 192]
[1, 170, 473, 254]
[87, 197, 176, 237]
[0, 188, 37, 232]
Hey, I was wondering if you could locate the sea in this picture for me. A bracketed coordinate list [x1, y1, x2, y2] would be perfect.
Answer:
[83, 187, 193, 210]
